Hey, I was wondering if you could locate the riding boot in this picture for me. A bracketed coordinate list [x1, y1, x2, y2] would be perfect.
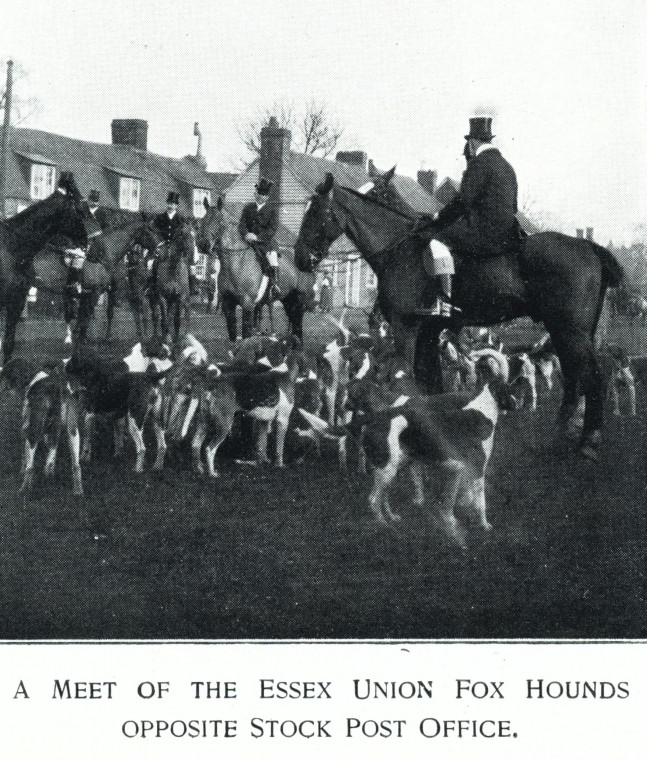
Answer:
[437, 274, 461, 317]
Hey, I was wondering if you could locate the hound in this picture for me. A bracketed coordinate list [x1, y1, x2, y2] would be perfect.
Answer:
[19, 364, 83, 496]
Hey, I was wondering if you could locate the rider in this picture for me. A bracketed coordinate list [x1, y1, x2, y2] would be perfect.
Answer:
[238, 177, 280, 297]
[87, 189, 111, 230]
[420, 116, 520, 317]
[150, 190, 199, 293]
[63, 180, 103, 307]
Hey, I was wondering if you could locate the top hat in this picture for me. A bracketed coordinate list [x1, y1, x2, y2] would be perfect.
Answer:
[255, 177, 273, 196]
[465, 117, 494, 142]
[58, 171, 75, 188]
[166, 191, 180, 205]
[88, 190, 100, 204]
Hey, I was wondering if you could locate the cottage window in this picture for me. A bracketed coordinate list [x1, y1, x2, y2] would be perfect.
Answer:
[193, 188, 211, 218]
[119, 177, 141, 211]
[331, 260, 339, 287]
[30, 164, 56, 200]
[366, 267, 378, 289]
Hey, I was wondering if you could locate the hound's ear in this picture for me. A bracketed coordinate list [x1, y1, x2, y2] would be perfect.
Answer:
[383, 166, 396, 184]
[203, 197, 211, 210]
[217, 195, 223, 211]
[316, 172, 334, 195]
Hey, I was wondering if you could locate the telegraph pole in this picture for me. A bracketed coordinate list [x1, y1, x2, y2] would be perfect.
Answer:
[0, 60, 14, 220]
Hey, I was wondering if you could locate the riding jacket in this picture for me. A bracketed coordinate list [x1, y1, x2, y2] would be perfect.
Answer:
[152, 210, 186, 245]
[435, 146, 519, 258]
[238, 201, 278, 256]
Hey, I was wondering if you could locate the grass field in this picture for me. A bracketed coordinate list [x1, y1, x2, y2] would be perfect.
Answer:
[0, 308, 644, 640]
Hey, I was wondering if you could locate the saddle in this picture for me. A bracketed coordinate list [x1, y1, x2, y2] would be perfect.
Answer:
[422, 222, 527, 279]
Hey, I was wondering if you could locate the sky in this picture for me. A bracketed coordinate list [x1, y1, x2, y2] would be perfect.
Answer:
[0, 0, 645, 243]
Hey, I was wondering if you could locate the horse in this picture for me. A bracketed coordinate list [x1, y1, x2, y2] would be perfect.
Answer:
[0, 173, 98, 362]
[148, 220, 196, 346]
[294, 173, 623, 461]
[196, 197, 314, 342]
[32, 220, 160, 346]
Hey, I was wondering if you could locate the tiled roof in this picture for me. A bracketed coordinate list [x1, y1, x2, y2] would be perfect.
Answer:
[6, 127, 236, 216]
[285, 151, 373, 193]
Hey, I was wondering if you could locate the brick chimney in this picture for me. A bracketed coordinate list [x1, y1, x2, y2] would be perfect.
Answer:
[576, 228, 584, 238]
[586, 227, 594, 241]
[336, 150, 369, 173]
[417, 169, 437, 196]
[111, 119, 148, 151]
[259, 117, 291, 205]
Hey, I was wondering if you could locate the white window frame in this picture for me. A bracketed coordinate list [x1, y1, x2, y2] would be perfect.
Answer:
[119, 176, 141, 211]
[331, 260, 339, 287]
[366, 265, 378, 289]
[194, 252, 207, 279]
[30, 164, 56, 200]
[193, 188, 211, 218]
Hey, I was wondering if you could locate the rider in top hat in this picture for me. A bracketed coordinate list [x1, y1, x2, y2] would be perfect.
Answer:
[422, 116, 519, 317]
[151, 191, 199, 296]
[87, 190, 111, 231]
[238, 177, 280, 297]
[153, 191, 185, 243]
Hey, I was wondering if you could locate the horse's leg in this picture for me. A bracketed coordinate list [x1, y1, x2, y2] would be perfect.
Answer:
[3, 289, 27, 364]
[105, 287, 115, 342]
[74, 292, 100, 346]
[414, 319, 444, 394]
[282, 291, 304, 344]
[222, 293, 238, 342]
[391, 313, 418, 368]
[241, 307, 254, 340]
[550, 326, 603, 458]
[579, 343, 605, 460]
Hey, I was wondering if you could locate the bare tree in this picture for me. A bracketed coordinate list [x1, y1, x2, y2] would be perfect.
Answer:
[238, 100, 344, 160]
[0, 60, 43, 126]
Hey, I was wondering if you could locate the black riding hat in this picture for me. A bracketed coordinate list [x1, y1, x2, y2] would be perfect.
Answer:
[465, 117, 494, 142]
[255, 177, 273, 196]
[88, 190, 100, 204]
[166, 191, 180, 205]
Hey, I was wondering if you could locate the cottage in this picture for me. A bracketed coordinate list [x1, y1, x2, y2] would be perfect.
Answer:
[224, 119, 441, 310]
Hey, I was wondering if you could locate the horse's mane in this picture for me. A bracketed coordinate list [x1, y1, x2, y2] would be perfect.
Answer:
[337, 184, 417, 223]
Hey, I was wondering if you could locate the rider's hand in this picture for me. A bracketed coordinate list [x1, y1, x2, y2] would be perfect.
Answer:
[245, 233, 258, 243]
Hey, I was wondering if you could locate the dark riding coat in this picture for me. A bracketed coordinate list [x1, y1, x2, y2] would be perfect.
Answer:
[238, 202, 278, 256]
[89, 206, 111, 231]
[153, 211, 186, 244]
[436, 147, 519, 258]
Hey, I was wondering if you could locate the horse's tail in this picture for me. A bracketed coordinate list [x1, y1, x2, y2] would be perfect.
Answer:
[589, 240, 623, 287]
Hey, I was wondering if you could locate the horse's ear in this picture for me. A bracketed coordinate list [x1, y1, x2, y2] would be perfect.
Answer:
[383, 166, 396, 184]
[316, 172, 334, 195]
[203, 197, 211, 211]
[217, 195, 223, 211]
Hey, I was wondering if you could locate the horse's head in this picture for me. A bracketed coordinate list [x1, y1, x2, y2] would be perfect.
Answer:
[196, 196, 225, 256]
[364, 166, 414, 217]
[22, 172, 99, 250]
[132, 222, 163, 255]
[172, 219, 197, 261]
[294, 173, 343, 272]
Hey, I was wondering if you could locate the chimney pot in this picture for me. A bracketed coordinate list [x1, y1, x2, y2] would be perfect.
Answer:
[576, 228, 584, 238]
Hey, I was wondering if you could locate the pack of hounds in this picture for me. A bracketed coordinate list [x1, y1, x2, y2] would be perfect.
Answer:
[1, 312, 641, 547]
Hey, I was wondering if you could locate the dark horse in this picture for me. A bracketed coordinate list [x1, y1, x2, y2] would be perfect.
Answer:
[0, 174, 98, 362]
[196, 198, 313, 342]
[32, 220, 160, 345]
[294, 174, 623, 461]
[148, 220, 196, 346]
